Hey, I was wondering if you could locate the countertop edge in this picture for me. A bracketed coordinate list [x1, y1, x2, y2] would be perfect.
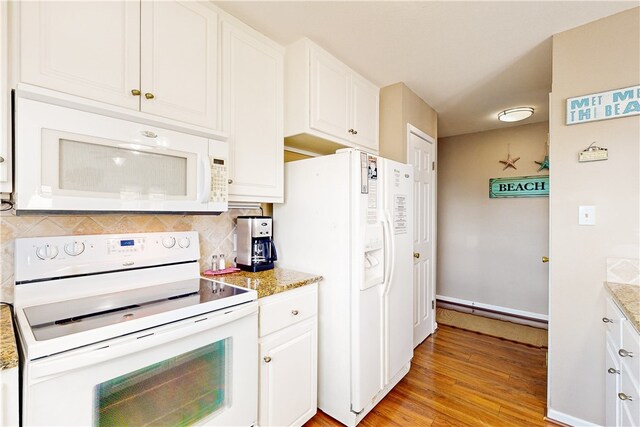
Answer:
[1, 304, 19, 370]
[605, 282, 640, 335]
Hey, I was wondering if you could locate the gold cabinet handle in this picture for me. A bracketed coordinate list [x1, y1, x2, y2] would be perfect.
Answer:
[0, 156, 4, 163]
[291, 310, 299, 316]
[228, 179, 233, 184]
[348, 129, 355, 134]
[602, 317, 614, 323]
[608, 367, 620, 374]
[618, 392, 633, 401]
[414, 252, 420, 259]
[353, 130, 358, 135]
[131, 89, 141, 96]
[542, 256, 549, 263]
[263, 356, 272, 363]
[144, 92, 155, 100]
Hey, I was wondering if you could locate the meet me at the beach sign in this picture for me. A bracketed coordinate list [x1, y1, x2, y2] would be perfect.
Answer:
[566, 85, 640, 125]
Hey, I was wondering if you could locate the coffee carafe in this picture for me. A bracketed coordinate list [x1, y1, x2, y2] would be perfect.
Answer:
[236, 216, 278, 272]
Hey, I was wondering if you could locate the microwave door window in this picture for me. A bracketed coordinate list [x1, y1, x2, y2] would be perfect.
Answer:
[57, 138, 192, 200]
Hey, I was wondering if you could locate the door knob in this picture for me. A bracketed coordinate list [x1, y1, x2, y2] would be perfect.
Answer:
[131, 89, 141, 96]
[414, 252, 420, 259]
[263, 356, 272, 363]
[542, 256, 549, 263]
[144, 92, 155, 100]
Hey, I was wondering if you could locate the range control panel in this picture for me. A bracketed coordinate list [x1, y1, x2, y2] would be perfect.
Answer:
[14, 231, 199, 283]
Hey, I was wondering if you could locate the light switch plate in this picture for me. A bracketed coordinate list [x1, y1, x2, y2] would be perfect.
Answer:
[579, 205, 596, 225]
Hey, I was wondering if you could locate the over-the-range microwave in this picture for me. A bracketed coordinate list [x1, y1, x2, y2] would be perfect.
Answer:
[14, 88, 229, 215]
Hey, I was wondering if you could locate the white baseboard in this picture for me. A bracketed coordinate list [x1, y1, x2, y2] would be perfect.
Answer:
[436, 295, 548, 328]
[546, 408, 599, 427]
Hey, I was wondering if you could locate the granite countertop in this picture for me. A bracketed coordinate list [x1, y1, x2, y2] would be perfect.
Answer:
[206, 267, 322, 299]
[0, 304, 19, 370]
[605, 282, 640, 334]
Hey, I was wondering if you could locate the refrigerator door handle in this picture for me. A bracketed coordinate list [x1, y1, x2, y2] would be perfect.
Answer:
[382, 212, 395, 297]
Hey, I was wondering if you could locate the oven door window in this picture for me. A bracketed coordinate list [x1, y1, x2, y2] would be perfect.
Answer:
[41, 129, 197, 201]
[95, 338, 231, 426]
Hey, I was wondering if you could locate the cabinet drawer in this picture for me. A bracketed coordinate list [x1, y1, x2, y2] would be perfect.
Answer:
[605, 298, 626, 347]
[259, 285, 317, 337]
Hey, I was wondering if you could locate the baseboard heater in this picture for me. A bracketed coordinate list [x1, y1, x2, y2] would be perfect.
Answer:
[436, 295, 548, 329]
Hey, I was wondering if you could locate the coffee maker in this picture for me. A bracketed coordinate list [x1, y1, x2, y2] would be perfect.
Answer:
[236, 216, 278, 272]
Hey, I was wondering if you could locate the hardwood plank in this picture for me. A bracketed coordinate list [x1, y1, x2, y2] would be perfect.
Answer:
[304, 325, 561, 427]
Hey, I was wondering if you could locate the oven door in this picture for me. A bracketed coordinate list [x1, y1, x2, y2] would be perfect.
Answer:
[15, 95, 228, 213]
[22, 302, 258, 427]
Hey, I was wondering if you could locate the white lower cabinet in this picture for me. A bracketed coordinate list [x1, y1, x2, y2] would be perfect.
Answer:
[258, 284, 318, 427]
[604, 296, 640, 427]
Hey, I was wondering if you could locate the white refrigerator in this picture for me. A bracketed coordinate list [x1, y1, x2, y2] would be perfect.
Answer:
[273, 149, 413, 426]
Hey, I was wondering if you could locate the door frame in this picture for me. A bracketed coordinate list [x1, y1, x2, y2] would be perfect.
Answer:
[407, 123, 437, 346]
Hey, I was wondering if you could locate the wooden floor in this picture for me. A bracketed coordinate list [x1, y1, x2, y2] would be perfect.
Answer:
[305, 325, 559, 427]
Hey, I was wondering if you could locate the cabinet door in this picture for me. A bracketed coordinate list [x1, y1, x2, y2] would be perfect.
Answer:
[350, 74, 379, 152]
[259, 319, 317, 427]
[140, 1, 219, 130]
[1, 0, 9, 191]
[222, 20, 283, 203]
[606, 337, 621, 427]
[20, 1, 140, 109]
[309, 48, 350, 142]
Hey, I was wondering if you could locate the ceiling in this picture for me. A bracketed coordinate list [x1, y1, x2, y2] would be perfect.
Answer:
[214, 1, 637, 138]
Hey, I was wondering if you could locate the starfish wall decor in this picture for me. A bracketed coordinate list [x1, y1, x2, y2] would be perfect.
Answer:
[535, 133, 550, 171]
[499, 144, 520, 170]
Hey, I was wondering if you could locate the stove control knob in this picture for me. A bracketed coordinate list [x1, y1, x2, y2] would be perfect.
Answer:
[64, 241, 85, 256]
[178, 237, 191, 248]
[36, 244, 59, 260]
[162, 237, 176, 248]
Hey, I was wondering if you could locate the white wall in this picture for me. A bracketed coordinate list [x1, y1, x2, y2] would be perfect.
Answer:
[437, 122, 549, 317]
[547, 7, 640, 425]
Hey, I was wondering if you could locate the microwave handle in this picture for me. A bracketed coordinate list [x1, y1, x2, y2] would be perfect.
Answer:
[198, 157, 211, 203]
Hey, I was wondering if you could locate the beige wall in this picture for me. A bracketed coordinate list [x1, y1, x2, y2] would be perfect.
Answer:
[548, 7, 640, 425]
[379, 82, 437, 162]
[0, 209, 259, 302]
[438, 122, 549, 315]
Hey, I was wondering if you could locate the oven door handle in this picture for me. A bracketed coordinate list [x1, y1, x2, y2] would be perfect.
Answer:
[29, 302, 257, 382]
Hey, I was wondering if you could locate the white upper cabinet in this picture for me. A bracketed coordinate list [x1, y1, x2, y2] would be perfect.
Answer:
[1, 0, 10, 193]
[222, 17, 283, 203]
[285, 38, 379, 154]
[309, 48, 350, 142]
[140, 1, 219, 129]
[19, 0, 220, 131]
[20, 1, 141, 110]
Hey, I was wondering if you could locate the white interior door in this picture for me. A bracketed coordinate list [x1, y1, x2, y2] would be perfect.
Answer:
[408, 124, 436, 347]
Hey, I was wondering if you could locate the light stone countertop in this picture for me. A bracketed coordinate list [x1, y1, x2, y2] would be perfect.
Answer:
[1, 304, 19, 370]
[605, 282, 640, 334]
[206, 267, 322, 299]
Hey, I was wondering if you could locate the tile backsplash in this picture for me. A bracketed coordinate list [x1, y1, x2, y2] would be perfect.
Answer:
[0, 209, 260, 302]
[606, 257, 640, 285]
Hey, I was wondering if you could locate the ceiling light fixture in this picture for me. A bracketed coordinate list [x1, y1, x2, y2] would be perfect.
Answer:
[497, 107, 534, 122]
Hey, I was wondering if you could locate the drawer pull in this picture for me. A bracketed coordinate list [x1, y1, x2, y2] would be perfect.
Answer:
[263, 356, 272, 363]
[618, 349, 633, 358]
[291, 310, 299, 316]
[618, 392, 633, 401]
[608, 368, 620, 374]
[602, 317, 614, 323]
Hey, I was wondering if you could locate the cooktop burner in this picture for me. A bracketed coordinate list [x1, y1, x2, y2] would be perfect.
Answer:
[24, 278, 250, 341]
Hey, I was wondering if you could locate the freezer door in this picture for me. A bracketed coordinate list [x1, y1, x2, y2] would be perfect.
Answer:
[381, 158, 414, 384]
[350, 151, 384, 413]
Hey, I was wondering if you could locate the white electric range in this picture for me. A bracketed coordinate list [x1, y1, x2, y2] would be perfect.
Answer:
[14, 231, 258, 426]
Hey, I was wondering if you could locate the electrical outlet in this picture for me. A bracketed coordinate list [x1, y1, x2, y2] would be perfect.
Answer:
[579, 205, 596, 225]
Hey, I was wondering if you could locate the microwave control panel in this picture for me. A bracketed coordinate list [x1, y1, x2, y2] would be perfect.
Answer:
[210, 157, 228, 204]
